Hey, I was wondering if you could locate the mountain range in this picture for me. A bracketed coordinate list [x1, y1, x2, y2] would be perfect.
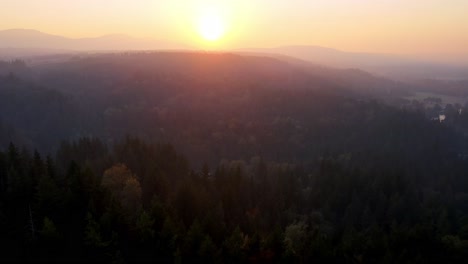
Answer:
[1, 29, 468, 80]
[0, 29, 189, 52]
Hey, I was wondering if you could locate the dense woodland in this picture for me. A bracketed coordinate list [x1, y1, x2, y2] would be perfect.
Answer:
[1, 53, 468, 262]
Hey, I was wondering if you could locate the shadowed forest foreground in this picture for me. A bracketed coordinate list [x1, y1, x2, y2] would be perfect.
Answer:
[2, 135, 468, 262]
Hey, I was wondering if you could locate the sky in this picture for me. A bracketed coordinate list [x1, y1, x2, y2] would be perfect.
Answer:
[1, 0, 468, 56]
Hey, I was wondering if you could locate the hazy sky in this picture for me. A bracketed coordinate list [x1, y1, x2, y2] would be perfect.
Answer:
[1, 0, 468, 55]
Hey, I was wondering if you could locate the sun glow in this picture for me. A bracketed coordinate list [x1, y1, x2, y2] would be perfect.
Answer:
[197, 6, 226, 42]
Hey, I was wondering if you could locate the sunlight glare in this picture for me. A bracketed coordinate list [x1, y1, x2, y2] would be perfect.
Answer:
[197, 6, 225, 42]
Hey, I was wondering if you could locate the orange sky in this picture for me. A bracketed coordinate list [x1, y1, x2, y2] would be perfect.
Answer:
[1, 0, 468, 57]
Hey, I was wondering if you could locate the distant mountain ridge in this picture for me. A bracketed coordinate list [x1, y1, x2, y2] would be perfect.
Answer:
[239, 46, 468, 80]
[0, 29, 189, 52]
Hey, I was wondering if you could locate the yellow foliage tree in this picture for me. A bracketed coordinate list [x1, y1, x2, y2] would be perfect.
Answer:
[102, 164, 142, 219]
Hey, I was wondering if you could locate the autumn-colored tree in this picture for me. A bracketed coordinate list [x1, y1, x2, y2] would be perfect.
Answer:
[102, 164, 142, 220]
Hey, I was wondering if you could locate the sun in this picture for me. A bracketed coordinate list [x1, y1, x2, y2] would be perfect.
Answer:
[197, 7, 226, 42]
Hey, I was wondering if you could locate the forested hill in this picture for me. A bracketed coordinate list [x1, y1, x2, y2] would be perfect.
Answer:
[1, 53, 412, 161]
[34, 52, 407, 97]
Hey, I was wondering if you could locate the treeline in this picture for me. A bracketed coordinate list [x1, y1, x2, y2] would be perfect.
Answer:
[1, 136, 468, 262]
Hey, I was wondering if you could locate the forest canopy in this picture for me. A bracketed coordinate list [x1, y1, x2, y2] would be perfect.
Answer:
[1, 53, 468, 262]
